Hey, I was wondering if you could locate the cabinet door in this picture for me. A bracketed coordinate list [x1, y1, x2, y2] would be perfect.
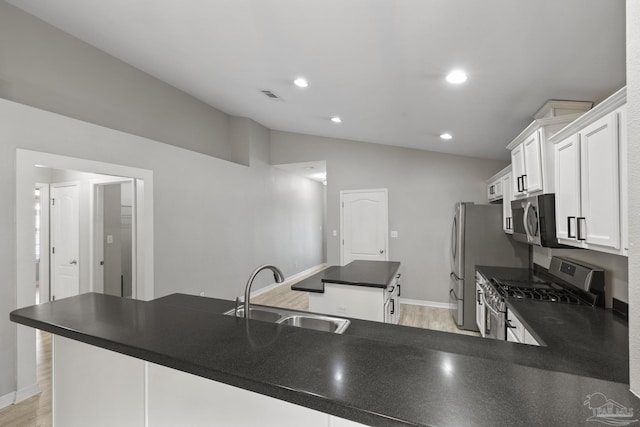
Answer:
[579, 113, 620, 249]
[502, 173, 513, 233]
[554, 135, 581, 242]
[475, 283, 484, 335]
[511, 144, 526, 197]
[523, 130, 544, 193]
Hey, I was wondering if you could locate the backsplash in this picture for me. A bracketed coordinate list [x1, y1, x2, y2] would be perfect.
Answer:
[533, 246, 628, 308]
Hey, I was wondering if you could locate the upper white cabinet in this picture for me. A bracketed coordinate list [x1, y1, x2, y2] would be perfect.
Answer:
[502, 172, 514, 234]
[551, 88, 627, 255]
[507, 100, 593, 199]
[487, 166, 508, 202]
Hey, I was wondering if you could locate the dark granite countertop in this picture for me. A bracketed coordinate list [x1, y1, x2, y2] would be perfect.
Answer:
[290, 266, 340, 293]
[11, 293, 639, 427]
[320, 260, 401, 288]
[476, 265, 629, 383]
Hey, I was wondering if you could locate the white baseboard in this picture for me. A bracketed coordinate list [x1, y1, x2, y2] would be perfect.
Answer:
[14, 383, 40, 403]
[399, 298, 454, 310]
[248, 263, 327, 299]
[0, 391, 16, 410]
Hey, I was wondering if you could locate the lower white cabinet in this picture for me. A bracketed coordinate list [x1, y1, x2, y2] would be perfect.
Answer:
[53, 336, 367, 427]
[505, 308, 539, 346]
[309, 274, 401, 324]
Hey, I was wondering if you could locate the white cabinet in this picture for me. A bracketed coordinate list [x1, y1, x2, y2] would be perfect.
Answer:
[502, 172, 514, 234]
[507, 100, 592, 200]
[54, 336, 369, 427]
[475, 281, 484, 336]
[551, 88, 627, 255]
[487, 177, 503, 201]
[505, 308, 539, 346]
[309, 273, 401, 324]
[511, 130, 544, 197]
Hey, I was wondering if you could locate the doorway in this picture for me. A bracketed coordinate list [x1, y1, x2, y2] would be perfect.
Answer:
[340, 188, 389, 265]
[93, 180, 135, 297]
[15, 149, 155, 404]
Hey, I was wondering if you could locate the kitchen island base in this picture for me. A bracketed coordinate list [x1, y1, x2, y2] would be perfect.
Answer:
[54, 336, 366, 427]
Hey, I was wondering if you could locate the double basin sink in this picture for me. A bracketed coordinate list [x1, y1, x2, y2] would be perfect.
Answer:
[224, 305, 350, 334]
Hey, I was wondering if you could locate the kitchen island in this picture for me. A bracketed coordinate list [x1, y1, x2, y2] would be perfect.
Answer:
[292, 260, 401, 323]
[10, 292, 638, 427]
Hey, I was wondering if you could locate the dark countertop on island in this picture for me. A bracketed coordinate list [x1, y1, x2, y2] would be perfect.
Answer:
[321, 260, 400, 287]
[11, 292, 639, 427]
[292, 261, 401, 293]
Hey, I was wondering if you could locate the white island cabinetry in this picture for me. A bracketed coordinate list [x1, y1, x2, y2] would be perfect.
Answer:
[54, 336, 367, 427]
[308, 261, 401, 324]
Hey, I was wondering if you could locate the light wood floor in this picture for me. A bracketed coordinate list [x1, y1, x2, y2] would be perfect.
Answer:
[0, 329, 52, 427]
[0, 274, 475, 426]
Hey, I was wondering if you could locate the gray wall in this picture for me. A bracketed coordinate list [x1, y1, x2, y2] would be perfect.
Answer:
[0, 1, 324, 398]
[0, 1, 240, 164]
[0, 98, 325, 400]
[627, 0, 640, 396]
[270, 130, 508, 303]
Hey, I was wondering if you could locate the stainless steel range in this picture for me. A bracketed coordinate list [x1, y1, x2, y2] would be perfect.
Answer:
[476, 256, 604, 340]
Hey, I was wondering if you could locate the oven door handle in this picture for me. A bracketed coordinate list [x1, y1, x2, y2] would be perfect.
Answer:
[481, 293, 500, 317]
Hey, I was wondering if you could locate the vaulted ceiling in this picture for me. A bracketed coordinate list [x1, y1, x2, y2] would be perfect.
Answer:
[7, 0, 626, 160]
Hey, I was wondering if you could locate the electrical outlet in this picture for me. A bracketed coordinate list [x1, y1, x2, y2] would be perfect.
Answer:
[332, 230, 337, 236]
[199, 291, 205, 297]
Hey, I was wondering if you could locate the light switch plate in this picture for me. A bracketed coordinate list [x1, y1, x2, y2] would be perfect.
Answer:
[391, 231, 398, 238]
[106, 235, 113, 244]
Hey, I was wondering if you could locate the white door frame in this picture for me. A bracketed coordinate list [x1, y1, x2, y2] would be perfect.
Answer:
[339, 188, 389, 266]
[50, 181, 80, 301]
[35, 183, 50, 304]
[90, 177, 137, 297]
[15, 149, 154, 403]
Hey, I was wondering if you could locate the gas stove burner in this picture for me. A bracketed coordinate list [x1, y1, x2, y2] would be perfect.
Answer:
[490, 279, 584, 305]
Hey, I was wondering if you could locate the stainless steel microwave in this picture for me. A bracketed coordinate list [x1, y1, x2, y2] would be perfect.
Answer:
[511, 194, 564, 247]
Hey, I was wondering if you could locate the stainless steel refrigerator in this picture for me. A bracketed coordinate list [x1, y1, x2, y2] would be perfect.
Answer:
[449, 202, 528, 331]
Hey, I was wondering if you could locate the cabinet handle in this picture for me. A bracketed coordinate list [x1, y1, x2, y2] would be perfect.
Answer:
[506, 319, 516, 329]
[567, 216, 576, 239]
[390, 299, 395, 315]
[397, 284, 401, 297]
[516, 176, 522, 193]
[577, 217, 586, 241]
[521, 174, 527, 191]
[477, 289, 482, 304]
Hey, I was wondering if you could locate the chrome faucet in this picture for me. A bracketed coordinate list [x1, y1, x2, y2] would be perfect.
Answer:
[242, 265, 284, 318]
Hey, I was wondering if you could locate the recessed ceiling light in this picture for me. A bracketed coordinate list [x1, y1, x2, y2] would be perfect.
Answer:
[446, 70, 467, 84]
[294, 78, 309, 88]
[331, 116, 342, 123]
[440, 133, 453, 140]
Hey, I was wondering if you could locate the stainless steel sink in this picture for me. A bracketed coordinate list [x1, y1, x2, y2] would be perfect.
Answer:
[232, 307, 282, 322]
[224, 305, 350, 334]
[278, 315, 350, 334]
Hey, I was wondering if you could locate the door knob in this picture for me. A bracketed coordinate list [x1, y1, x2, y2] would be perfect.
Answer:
[379, 249, 384, 254]
[69, 260, 78, 265]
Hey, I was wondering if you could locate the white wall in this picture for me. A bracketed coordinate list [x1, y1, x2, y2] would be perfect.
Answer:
[627, 0, 640, 397]
[0, 100, 324, 400]
[270, 130, 509, 303]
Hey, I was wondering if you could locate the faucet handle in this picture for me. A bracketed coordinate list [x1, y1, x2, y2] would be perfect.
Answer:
[235, 297, 241, 317]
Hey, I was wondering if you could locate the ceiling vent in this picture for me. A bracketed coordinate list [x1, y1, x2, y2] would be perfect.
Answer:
[261, 89, 282, 100]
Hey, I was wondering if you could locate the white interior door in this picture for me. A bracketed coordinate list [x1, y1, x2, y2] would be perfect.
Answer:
[51, 184, 80, 300]
[340, 189, 388, 265]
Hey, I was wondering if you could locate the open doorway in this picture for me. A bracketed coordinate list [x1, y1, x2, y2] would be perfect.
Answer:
[93, 180, 135, 297]
[16, 149, 154, 404]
